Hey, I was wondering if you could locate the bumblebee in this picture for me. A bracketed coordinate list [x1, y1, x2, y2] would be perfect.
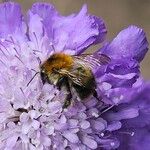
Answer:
[40, 53, 110, 108]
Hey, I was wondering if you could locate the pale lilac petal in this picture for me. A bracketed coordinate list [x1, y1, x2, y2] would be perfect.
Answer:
[48, 101, 62, 113]
[90, 120, 106, 131]
[19, 112, 29, 123]
[44, 125, 54, 135]
[30, 3, 106, 54]
[41, 136, 51, 146]
[6, 134, 18, 148]
[82, 135, 98, 149]
[63, 131, 79, 143]
[107, 121, 122, 131]
[106, 108, 139, 121]
[28, 11, 44, 41]
[22, 122, 31, 134]
[0, 2, 26, 41]
[31, 120, 40, 130]
[80, 120, 90, 129]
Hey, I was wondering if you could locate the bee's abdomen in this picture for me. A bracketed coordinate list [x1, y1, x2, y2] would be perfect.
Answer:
[73, 84, 95, 99]
[73, 75, 96, 100]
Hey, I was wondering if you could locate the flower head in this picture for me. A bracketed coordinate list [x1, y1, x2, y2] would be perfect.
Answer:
[0, 2, 149, 150]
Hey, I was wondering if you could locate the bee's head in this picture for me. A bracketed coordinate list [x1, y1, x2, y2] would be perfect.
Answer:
[40, 67, 61, 86]
[40, 69, 49, 84]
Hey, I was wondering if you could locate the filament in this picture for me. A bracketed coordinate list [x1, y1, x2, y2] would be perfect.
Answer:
[27, 72, 39, 87]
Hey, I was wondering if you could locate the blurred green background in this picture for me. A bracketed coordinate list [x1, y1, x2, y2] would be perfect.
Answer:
[1, 0, 150, 78]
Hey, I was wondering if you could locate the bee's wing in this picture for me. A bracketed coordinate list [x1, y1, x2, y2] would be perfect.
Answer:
[73, 53, 110, 69]
[56, 69, 85, 87]
[57, 54, 110, 87]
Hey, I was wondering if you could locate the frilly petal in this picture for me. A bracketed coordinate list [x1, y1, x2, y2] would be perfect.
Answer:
[30, 3, 107, 54]
[0, 2, 26, 41]
[101, 25, 149, 62]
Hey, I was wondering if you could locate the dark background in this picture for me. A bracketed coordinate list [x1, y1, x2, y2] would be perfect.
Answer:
[1, 0, 150, 78]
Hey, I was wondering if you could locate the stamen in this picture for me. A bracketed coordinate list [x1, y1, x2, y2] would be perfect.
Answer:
[27, 72, 39, 87]
[15, 55, 24, 65]
[33, 32, 39, 50]
[33, 49, 42, 53]
[0, 47, 7, 57]
[13, 47, 20, 56]
[119, 131, 135, 136]
[31, 69, 38, 72]
[49, 43, 55, 52]
[100, 105, 115, 115]
[0, 42, 10, 55]
[0, 59, 7, 67]
[20, 87, 26, 98]
[36, 57, 42, 65]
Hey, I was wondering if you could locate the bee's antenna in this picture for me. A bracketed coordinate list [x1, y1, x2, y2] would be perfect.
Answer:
[27, 72, 40, 87]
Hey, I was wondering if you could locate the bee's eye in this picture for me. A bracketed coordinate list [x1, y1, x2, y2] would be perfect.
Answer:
[40, 71, 47, 84]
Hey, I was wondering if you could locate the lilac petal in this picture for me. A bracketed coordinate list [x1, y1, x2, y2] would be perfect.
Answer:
[22, 122, 31, 134]
[59, 115, 67, 124]
[82, 135, 98, 149]
[0, 99, 11, 112]
[80, 120, 90, 129]
[29, 143, 37, 150]
[41, 136, 51, 146]
[48, 101, 62, 114]
[106, 108, 139, 121]
[44, 125, 54, 135]
[28, 11, 44, 40]
[30, 2, 57, 40]
[0, 113, 7, 123]
[129, 128, 150, 150]
[6, 134, 18, 148]
[30, 3, 106, 54]
[90, 120, 106, 131]
[63, 131, 79, 143]
[98, 138, 120, 149]
[31, 120, 40, 130]
[19, 112, 29, 123]
[107, 121, 122, 131]
[0, 2, 25, 40]
[118, 128, 150, 150]
[20, 134, 29, 143]
[101, 25, 148, 62]
[68, 119, 78, 127]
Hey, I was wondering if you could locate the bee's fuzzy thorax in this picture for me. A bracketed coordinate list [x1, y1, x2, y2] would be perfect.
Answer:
[41, 53, 73, 73]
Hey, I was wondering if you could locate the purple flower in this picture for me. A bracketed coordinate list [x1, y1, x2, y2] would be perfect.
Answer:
[0, 2, 149, 150]
[114, 81, 150, 150]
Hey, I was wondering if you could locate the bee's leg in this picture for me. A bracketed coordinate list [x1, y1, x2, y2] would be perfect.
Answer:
[56, 77, 72, 108]
[93, 90, 100, 101]
[62, 77, 72, 109]
[63, 92, 72, 109]
[56, 77, 65, 90]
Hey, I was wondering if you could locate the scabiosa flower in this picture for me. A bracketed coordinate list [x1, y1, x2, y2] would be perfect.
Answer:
[115, 81, 150, 150]
[0, 2, 149, 150]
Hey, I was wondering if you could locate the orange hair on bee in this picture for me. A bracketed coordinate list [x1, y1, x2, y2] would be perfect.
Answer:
[41, 53, 73, 73]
